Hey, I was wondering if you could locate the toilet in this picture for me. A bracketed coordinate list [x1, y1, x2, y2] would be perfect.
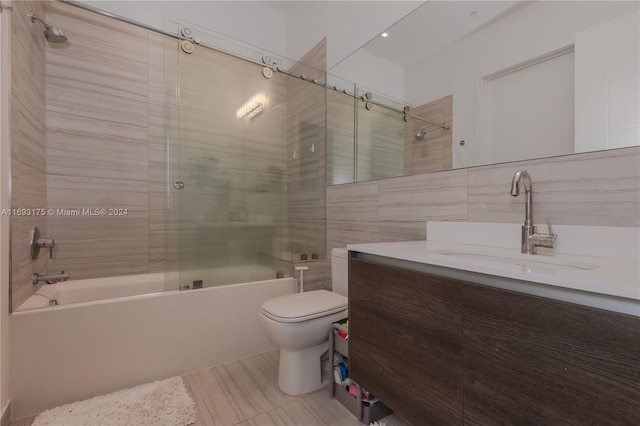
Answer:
[259, 248, 349, 395]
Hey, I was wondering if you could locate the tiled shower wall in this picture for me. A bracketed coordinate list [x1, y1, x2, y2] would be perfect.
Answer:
[411, 95, 453, 174]
[10, 0, 48, 309]
[326, 146, 640, 288]
[11, 1, 330, 307]
[286, 38, 328, 292]
[44, 2, 169, 285]
[11, 2, 198, 307]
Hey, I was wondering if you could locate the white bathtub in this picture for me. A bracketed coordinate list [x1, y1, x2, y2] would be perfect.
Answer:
[10, 273, 297, 419]
[16, 273, 166, 310]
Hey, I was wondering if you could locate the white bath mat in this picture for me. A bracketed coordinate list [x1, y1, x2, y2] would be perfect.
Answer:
[32, 376, 196, 426]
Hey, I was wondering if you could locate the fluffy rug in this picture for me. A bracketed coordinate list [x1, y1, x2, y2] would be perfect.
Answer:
[32, 376, 196, 426]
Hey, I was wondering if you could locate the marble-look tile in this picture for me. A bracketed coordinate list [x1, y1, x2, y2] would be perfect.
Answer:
[45, 74, 148, 143]
[288, 38, 327, 83]
[46, 173, 150, 279]
[301, 389, 361, 426]
[468, 146, 640, 227]
[260, 350, 280, 372]
[11, 216, 47, 310]
[294, 259, 328, 291]
[326, 181, 380, 252]
[147, 32, 166, 68]
[377, 220, 428, 242]
[215, 355, 294, 420]
[10, 97, 46, 172]
[46, 1, 149, 62]
[326, 181, 379, 223]
[11, 0, 47, 310]
[286, 39, 327, 265]
[377, 169, 468, 223]
[46, 131, 149, 181]
[11, 160, 46, 210]
[241, 400, 325, 426]
[326, 223, 380, 253]
[411, 95, 453, 175]
[327, 90, 355, 185]
[46, 175, 149, 218]
[183, 367, 245, 426]
[356, 105, 407, 181]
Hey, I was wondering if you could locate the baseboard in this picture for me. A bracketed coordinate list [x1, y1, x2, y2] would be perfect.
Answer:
[1, 400, 10, 426]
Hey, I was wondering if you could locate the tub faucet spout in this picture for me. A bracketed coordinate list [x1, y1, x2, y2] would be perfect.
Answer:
[510, 169, 557, 254]
[33, 271, 69, 285]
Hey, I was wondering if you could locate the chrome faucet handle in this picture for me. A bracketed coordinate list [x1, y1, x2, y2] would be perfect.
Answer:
[545, 219, 555, 235]
[37, 238, 55, 259]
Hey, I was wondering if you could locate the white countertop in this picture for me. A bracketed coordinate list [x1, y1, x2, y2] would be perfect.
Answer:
[347, 222, 640, 316]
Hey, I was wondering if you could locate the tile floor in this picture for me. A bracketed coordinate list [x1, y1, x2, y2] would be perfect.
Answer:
[10, 350, 408, 426]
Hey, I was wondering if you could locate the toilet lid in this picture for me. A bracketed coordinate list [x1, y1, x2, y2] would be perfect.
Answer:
[261, 290, 347, 323]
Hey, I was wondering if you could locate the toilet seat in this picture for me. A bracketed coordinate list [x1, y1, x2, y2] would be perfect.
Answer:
[261, 290, 347, 323]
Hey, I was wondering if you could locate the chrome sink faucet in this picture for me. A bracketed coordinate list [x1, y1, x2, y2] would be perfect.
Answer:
[510, 169, 557, 254]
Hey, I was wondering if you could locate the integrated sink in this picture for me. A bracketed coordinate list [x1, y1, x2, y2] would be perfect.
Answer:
[434, 249, 599, 271]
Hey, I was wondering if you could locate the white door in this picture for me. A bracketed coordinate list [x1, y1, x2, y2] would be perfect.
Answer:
[483, 49, 575, 164]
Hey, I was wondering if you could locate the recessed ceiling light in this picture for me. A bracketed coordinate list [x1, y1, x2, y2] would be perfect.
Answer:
[381, 32, 388, 38]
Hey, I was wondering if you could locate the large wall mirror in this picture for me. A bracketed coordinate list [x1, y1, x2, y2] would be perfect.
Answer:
[326, 0, 639, 185]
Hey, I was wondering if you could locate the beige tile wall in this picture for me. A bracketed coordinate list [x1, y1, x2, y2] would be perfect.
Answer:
[11, 2, 332, 303]
[10, 0, 48, 309]
[355, 102, 408, 181]
[326, 90, 355, 185]
[326, 146, 640, 289]
[411, 95, 453, 174]
[44, 2, 155, 282]
[287, 38, 328, 291]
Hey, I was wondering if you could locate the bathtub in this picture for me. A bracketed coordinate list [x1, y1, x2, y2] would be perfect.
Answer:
[16, 273, 166, 310]
[16, 263, 283, 311]
[10, 272, 297, 420]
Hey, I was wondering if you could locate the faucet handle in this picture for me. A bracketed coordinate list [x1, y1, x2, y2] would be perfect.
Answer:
[38, 238, 55, 259]
[545, 219, 555, 235]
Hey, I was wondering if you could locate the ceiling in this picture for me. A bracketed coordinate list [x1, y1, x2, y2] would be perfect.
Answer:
[358, 1, 525, 68]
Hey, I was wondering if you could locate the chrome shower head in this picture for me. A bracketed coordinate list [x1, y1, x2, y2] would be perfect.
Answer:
[415, 130, 426, 141]
[28, 10, 67, 44]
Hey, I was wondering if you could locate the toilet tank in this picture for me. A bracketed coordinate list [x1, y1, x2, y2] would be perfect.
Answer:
[331, 248, 348, 297]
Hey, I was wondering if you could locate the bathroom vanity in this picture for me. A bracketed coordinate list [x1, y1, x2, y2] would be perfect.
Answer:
[347, 222, 640, 425]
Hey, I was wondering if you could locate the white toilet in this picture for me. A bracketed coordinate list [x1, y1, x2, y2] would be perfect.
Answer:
[259, 248, 349, 395]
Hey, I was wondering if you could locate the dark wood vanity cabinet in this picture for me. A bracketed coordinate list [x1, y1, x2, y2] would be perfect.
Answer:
[349, 257, 640, 426]
[349, 258, 464, 425]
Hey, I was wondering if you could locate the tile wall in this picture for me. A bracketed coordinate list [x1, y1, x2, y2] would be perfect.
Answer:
[326, 90, 355, 185]
[13, 2, 637, 302]
[10, 0, 47, 309]
[286, 38, 328, 291]
[411, 95, 453, 174]
[11, 1, 331, 307]
[44, 2, 165, 284]
[326, 146, 640, 288]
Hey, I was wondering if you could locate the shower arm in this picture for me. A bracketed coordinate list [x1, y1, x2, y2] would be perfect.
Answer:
[28, 11, 51, 29]
[28, 11, 53, 29]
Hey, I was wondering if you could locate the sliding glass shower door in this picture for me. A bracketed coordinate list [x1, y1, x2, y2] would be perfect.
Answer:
[167, 23, 294, 289]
